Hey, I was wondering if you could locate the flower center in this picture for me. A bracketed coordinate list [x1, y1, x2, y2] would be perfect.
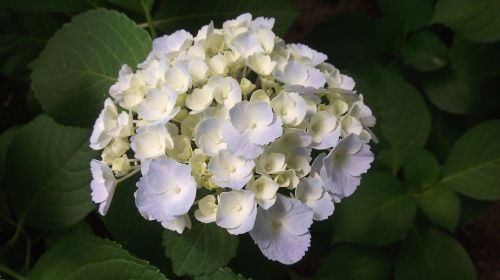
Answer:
[249, 122, 257, 129]
[271, 218, 281, 228]
[173, 186, 181, 194]
[229, 166, 236, 173]
[235, 204, 243, 212]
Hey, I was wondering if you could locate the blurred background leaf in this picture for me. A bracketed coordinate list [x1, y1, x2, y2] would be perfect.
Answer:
[152, 0, 299, 37]
[314, 244, 391, 280]
[332, 172, 417, 246]
[433, 0, 500, 43]
[441, 120, 500, 200]
[394, 228, 475, 280]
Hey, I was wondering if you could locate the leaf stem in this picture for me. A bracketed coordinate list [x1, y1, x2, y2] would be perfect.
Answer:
[0, 262, 26, 280]
[25, 237, 31, 273]
[7, 214, 26, 246]
[116, 166, 141, 184]
[140, 0, 157, 38]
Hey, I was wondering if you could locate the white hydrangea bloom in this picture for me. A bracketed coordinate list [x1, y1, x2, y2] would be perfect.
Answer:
[164, 64, 192, 94]
[188, 58, 210, 82]
[195, 195, 218, 223]
[273, 169, 299, 189]
[209, 54, 229, 75]
[209, 76, 242, 108]
[109, 64, 133, 101]
[250, 195, 313, 264]
[162, 214, 192, 234]
[216, 189, 257, 235]
[256, 152, 287, 175]
[195, 117, 227, 156]
[223, 13, 252, 41]
[319, 63, 355, 90]
[186, 85, 214, 114]
[247, 53, 276, 76]
[90, 98, 132, 150]
[246, 176, 279, 209]
[307, 111, 341, 150]
[230, 32, 264, 59]
[90, 159, 117, 216]
[295, 175, 334, 220]
[208, 150, 255, 189]
[121, 71, 148, 110]
[275, 60, 326, 91]
[289, 43, 328, 67]
[101, 138, 130, 164]
[320, 134, 374, 198]
[251, 16, 275, 31]
[142, 59, 168, 87]
[271, 91, 307, 126]
[254, 28, 275, 54]
[340, 115, 363, 136]
[130, 124, 174, 160]
[152, 30, 193, 60]
[89, 13, 376, 265]
[135, 158, 196, 227]
[137, 86, 179, 123]
[350, 96, 376, 128]
[223, 101, 282, 159]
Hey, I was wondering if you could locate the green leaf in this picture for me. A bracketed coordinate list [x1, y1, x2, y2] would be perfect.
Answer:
[357, 66, 432, 173]
[314, 244, 391, 280]
[30, 235, 167, 280]
[105, 0, 153, 13]
[441, 120, 500, 200]
[426, 107, 468, 162]
[417, 185, 460, 231]
[153, 0, 299, 37]
[433, 0, 500, 43]
[423, 38, 500, 114]
[103, 176, 171, 273]
[332, 172, 418, 246]
[32, 8, 151, 127]
[0, 11, 60, 76]
[404, 149, 440, 190]
[395, 228, 475, 280]
[6, 115, 97, 229]
[163, 223, 238, 277]
[401, 31, 448, 72]
[196, 268, 246, 280]
[1, 0, 92, 13]
[378, 0, 434, 36]
[0, 125, 22, 186]
[44, 220, 93, 248]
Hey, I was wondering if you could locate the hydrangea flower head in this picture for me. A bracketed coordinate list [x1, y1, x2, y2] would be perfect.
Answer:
[89, 13, 375, 264]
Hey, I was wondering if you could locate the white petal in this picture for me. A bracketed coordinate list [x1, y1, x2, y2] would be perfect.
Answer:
[222, 123, 264, 159]
[90, 160, 116, 215]
[250, 195, 313, 264]
[249, 115, 283, 145]
[135, 159, 197, 221]
[161, 214, 192, 234]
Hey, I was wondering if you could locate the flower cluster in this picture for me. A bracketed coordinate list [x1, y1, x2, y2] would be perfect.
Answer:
[89, 13, 375, 265]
